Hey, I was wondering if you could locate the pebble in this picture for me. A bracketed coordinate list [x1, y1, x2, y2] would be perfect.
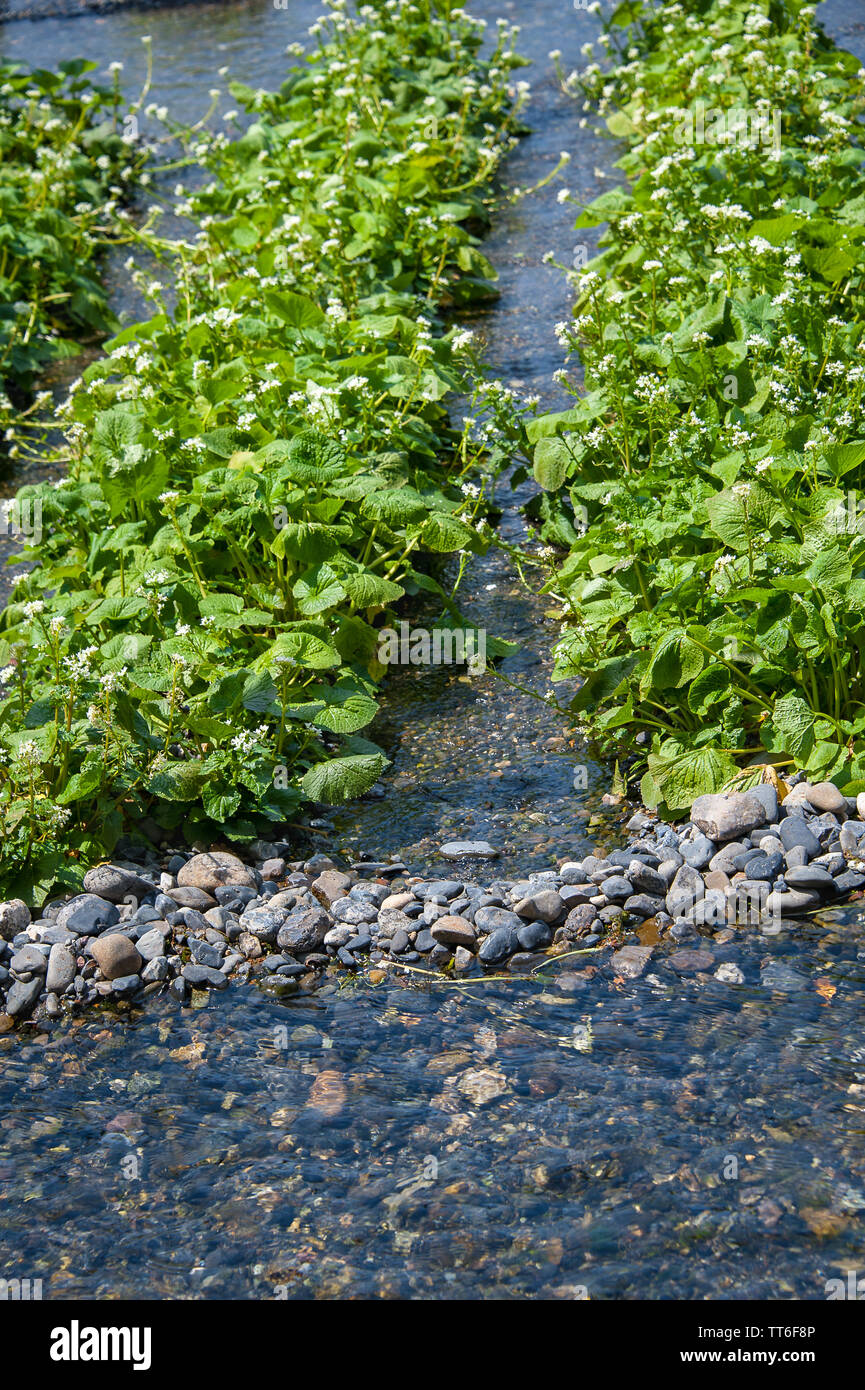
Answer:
[439, 841, 499, 859]
[90, 934, 143, 981]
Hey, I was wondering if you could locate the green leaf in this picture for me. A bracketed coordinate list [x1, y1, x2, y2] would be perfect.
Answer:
[300, 752, 389, 803]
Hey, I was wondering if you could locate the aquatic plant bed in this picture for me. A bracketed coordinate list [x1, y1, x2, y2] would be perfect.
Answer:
[3, 773, 864, 1024]
[530, 0, 865, 814]
[0, 2, 525, 902]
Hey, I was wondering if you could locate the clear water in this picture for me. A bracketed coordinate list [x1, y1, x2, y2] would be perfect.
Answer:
[0, 0, 864, 1302]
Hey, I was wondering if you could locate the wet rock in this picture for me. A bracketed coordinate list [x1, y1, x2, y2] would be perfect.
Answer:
[624, 893, 665, 919]
[260, 857, 286, 881]
[626, 861, 667, 896]
[560, 904, 598, 937]
[181, 964, 228, 990]
[744, 851, 783, 882]
[177, 851, 257, 894]
[611, 945, 653, 978]
[111, 973, 141, 996]
[141, 957, 169, 983]
[761, 961, 808, 992]
[457, 1067, 507, 1106]
[189, 938, 224, 969]
[600, 875, 633, 904]
[478, 927, 519, 964]
[715, 962, 745, 985]
[517, 920, 552, 951]
[453, 946, 475, 972]
[90, 934, 143, 980]
[135, 927, 170, 961]
[668, 949, 715, 973]
[439, 841, 498, 859]
[690, 791, 768, 842]
[834, 869, 865, 894]
[430, 915, 476, 949]
[167, 886, 217, 910]
[0, 899, 30, 941]
[82, 864, 154, 903]
[10, 945, 48, 976]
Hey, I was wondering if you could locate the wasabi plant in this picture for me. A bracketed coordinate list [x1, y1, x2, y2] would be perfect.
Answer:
[532, 0, 865, 813]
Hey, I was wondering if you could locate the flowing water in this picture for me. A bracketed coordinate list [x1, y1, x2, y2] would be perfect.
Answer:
[1, 0, 865, 1302]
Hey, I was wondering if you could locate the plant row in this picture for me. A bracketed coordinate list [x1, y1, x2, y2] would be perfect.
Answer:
[0, 55, 145, 462]
[529, 0, 865, 814]
[0, 0, 525, 902]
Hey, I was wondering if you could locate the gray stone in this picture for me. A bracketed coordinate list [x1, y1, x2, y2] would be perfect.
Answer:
[516, 920, 552, 951]
[600, 875, 634, 904]
[0, 899, 31, 940]
[513, 890, 566, 925]
[82, 864, 154, 903]
[761, 961, 808, 992]
[559, 862, 588, 885]
[135, 928, 170, 961]
[765, 888, 821, 915]
[665, 864, 705, 918]
[778, 816, 821, 859]
[10, 945, 48, 976]
[715, 962, 745, 985]
[189, 938, 224, 969]
[690, 791, 768, 842]
[5, 976, 42, 1017]
[478, 927, 519, 963]
[611, 945, 653, 979]
[141, 956, 169, 983]
[57, 894, 119, 936]
[474, 906, 523, 934]
[679, 835, 715, 871]
[784, 865, 839, 895]
[439, 841, 499, 859]
[277, 906, 331, 953]
[798, 781, 846, 814]
[182, 964, 228, 990]
[111, 973, 141, 996]
[624, 893, 665, 919]
[626, 861, 668, 896]
[46, 943, 76, 993]
[331, 897, 378, 926]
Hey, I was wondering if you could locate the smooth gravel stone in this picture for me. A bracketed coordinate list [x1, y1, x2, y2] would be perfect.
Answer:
[5, 976, 42, 1017]
[10, 945, 48, 976]
[600, 875, 633, 904]
[559, 884, 598, 906]
[46, 944, 76, 993]
[439, 841, 498, 859]
[581, 855, 608, 874]
[182, 964, 228, 990]
[331, 898, 378, 926]
[626, 861, 667, 896]
[516, 920, 552, 951]
[376, 909, 413, 937]
[215, 885, 257, 909]
[813, 853, 846, 876]
[388, 929, 410, 954]
[135, 928, 170, 961]
[277, 907, 331, 953]
[189, 938, 224, 968]
[758, 835, 784, 855]
[680, 835, 715, 871]
[690, 791, 768, 842]
[177, 851, 256, 894]
[766, 888, 821, 915]
[422, 901, 447, 925]
[761, 962, 808, 992]
[90, 934, 142, 980]
[240, 911, 280, 944]
[802, 781, 847, 814]
[784, 865, 839, 895]
[744, 851, 783, 881]
[410, 929, 434, 952]
[784, 844, 809, 869]
[709, 842, 748, 875]
[748, 784, 779, 823]
[57, 894, 120, 936]
[418, 880, 463, 900]
[380, 892, 414, 912]
[657, 858, 682, 886]
[111, 973, 141, 996]
[513, 890, 566, 924]
[345, 932, 373, 954]
[82, 864, 154, 904]
[168, 886, 217, 910]
[324, 925, 354, 949]
[666, 864, 705, 917]
[132, 904, 163, 927]
[833, 870, 865, 893]
[474, 906, 522, 934]
[430, 915, 476, 948]
[779, 816, 821, 859]
[839, 822, 865, 856]
[478, 926, 520, 963]
[624, 893, 665, 919]
[559, 862, 588, 885]
[33, 925, 75, 947]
